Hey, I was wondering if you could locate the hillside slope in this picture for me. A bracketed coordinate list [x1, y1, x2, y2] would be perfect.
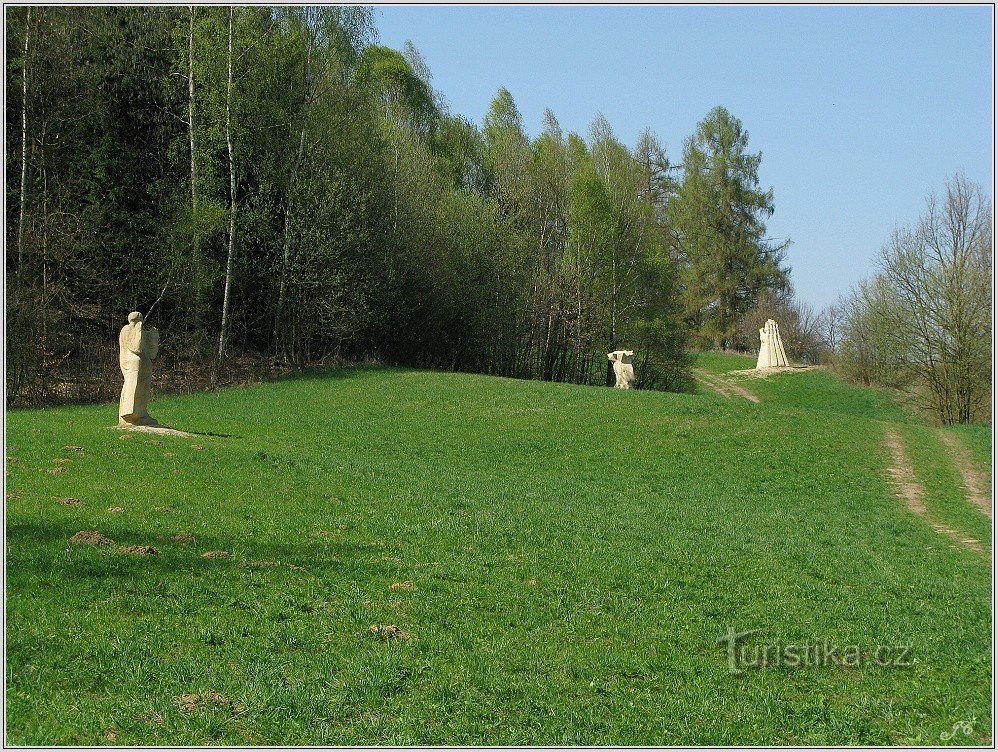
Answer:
[5, 359, 992, 745]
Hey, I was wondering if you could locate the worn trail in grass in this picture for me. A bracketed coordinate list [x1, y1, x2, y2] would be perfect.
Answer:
[5, 358, 993, 745]
[883, 427, 986, 557]
[940, 431, 992, 520]
[692, 367, 759, 403]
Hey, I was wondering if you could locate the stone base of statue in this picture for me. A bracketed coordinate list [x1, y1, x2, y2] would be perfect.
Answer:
[756, 319, 789, 369]
[118, 414, 160, 428]
[115, 423, 191, 438]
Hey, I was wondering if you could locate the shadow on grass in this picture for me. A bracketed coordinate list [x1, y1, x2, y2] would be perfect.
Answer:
[183, 429, 242, 439]
[6, 520, 396, 584]
[269, 363, 420, 385]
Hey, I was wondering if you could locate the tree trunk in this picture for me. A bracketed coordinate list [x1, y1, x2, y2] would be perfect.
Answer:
[216, 7, 237, 381]
[187, 7, 201, 323]
[607, 244, 618, 386]
[274, 14, 314, 353]
[17, 8, 30, 272]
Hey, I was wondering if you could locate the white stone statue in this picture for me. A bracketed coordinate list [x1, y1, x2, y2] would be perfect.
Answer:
[607, 349, 636, 389]
[756, 318, 788, 369]
[118, 311, 160, 426]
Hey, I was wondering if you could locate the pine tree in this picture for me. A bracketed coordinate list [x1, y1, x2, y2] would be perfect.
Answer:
[669, 106, 789, 349]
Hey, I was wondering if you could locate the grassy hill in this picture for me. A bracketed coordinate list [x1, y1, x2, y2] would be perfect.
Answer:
[5, 355, 992, 745]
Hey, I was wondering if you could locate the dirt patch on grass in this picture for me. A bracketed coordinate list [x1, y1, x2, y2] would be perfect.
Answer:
[153, 506, 180, 514]
[693, 368, 760, 403]
[120, 545, 159, 555]
[693, 368, 731, 398]
[69, 530, 115, 547]
[729, 365, 822, 378]
[939, 432, 992, 520]
[107, 506, 125, 513]
[201, 550, 230, 559]
[388, 581, 413, 590]
[54, 497, 83, 506]
[177, 691, 245, 714]
[884, 427, 985, 556]
[368, 624, 411, 641]
[116, 425, 192, 438]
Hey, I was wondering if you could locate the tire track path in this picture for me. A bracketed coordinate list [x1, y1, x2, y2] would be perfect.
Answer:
[884, 427, 986, 557]
[939, 431, 992, 520]
[693, 369, 760, 404]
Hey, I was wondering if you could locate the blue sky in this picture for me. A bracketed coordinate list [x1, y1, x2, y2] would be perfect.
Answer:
[374, 4, 994, 310]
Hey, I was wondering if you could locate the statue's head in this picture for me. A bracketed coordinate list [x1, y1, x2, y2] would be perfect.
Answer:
[128, 311, 143, 324]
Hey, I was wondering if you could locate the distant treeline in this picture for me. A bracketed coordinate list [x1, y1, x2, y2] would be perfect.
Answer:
[9, 6, 802, 406]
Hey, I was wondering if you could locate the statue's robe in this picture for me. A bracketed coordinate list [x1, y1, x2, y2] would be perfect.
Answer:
[119, 323, 159, 425]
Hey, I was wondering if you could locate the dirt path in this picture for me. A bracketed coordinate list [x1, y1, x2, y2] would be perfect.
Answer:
[693, 369, 760, 404]
[939, 432, 992, 520]
[693, 369, 732, 398]
[883, 427, 986, 556]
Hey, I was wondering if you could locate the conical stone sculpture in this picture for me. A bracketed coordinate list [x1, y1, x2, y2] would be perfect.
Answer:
[756, 319, 788, 370]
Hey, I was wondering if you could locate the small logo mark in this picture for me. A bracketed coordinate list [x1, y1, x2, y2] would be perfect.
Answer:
[940, 718, 975, 741]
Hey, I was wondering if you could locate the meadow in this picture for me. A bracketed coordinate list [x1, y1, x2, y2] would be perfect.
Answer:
[5, 355, 992, 745]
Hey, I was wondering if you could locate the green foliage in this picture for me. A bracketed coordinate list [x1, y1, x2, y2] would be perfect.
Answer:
[7, 11, 822, 404]
[356, 45, 438, 135]
[669, 106, 789, 350]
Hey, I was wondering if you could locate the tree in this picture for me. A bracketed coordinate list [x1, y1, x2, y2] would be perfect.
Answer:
[16, 6, 30, 273]
[668, 106, 789, 349]
[875, 174, 992, 423]
[273, 6, 376, 354]
[215, 7, 238, 378]
[818, 303, 843, 356]
[481, 87, 533, 375]
[837, 276, 908, 389]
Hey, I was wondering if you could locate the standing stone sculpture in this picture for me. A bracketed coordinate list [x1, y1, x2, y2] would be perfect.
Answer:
[756, 318, 789, 369]
[607, 350, 636, 389]
[118, 311, 159, 427]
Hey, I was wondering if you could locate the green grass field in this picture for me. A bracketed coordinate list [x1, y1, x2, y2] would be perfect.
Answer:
[5, 355, 992, 745]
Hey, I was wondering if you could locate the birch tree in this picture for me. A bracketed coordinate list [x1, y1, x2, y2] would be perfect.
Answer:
[215, 6, 237, 379]
[16, 7, 30, 273]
